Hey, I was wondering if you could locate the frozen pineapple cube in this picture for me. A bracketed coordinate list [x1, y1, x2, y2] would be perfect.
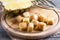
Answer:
[19, 22, 27, 31]
[27, 22, 34, 32]
[23, 12, 30, 17]
[35, 22, 46, 31]
[23, 18, 30, 23]
[16, 15, 23, 22]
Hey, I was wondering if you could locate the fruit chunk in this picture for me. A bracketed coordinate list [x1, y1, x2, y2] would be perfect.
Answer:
[33, 14, 38, 20]
[31, 19, 39, 25]
[30, 14, 38, 20]
[23, 12, 30, 17]
[47, 19, 54, 25]
[27, 22, 34, 32]
[19, 22, 27, 31]
[16, 15, 23, 22]
[35, 22, 46, 31]
[38, 15, 47, 22]
[23, 18, 30, 23]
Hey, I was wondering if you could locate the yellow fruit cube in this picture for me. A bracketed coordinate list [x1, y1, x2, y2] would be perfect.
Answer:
[47, 19, 54, 25]
[23, 18, 30, 23]
[16, 16, 23, 22]
[19, 22, 27, 31]
[38, 15, 47, 22]
[32, 19, 39, 25]
[27, 22, 34, 32]
[35, 22, 46, 31]
[23, 12, 30, 17]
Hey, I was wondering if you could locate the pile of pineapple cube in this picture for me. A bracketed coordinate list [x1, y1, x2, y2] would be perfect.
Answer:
[16, 11, 54, 32]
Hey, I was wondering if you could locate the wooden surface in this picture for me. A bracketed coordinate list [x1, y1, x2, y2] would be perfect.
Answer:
[0, 9, 60, 40]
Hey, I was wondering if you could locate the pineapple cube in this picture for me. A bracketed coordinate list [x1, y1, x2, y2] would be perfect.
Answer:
[23, 18, 30, 23]
[33, 14, 38, 20]
[19, 22, 27, 31]
[35, 22, 46, 31]
[38, 15, 47, 22]
[16, 15, 23, 22]
[23, 12, 30, 17]
[32, 19, 39, 25]
[47, 19, 54, 25]
[27, 22, 34, 32]
[30, 14, 38, 20]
